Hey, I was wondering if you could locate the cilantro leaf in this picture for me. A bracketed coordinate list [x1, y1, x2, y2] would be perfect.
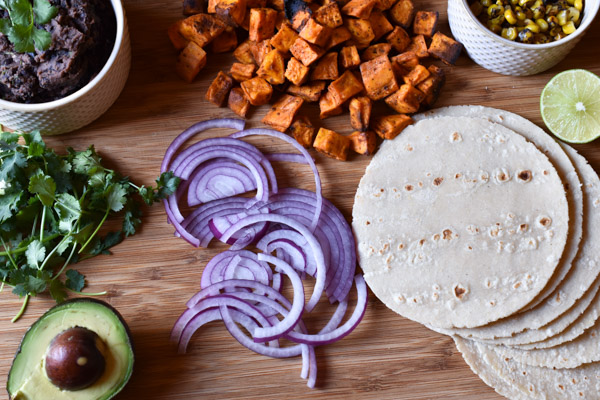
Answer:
[65, 269, 85, 292]
[0, 191, 21, 223]
[33, 0, 57, 24]
[123, 200, 142, 237]
[49, 279, 67, 303]
[0, 151, 26, 181]
[0, 131, 20, 143]
[72, 146, 105, 175]
[89, 231, 122, 256]
[25, 239, 45, 268]
[55, 193, 81, 233]
[5, 0, 31, 27]
[25, 275, 47, 294]
[31, 27, 51, 51]
[28, 173, 56, 207]
[106, 183, 127, 212]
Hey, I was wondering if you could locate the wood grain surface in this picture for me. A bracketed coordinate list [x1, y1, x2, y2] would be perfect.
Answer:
[1, 1, 599, 399]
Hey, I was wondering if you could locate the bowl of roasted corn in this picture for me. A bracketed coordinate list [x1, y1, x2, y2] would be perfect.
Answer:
[448, 0, 599, 75]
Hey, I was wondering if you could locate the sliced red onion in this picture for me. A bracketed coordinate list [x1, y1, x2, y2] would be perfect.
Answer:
[183, 197, 249, 247]
[219, 213, 326, 312]
[266, 153, 310, 164]
[209, 206, 269, 247]
[187, 160, 257, 206]
[161, 118, 245, 173]
[256, 229, 315, 276]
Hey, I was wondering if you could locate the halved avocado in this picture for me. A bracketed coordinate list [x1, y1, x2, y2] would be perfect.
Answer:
[7, 298, 134, 400]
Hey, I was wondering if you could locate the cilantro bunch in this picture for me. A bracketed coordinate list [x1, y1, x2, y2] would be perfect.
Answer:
[0, 0, 58, 53]
[0, 131, 179, 321]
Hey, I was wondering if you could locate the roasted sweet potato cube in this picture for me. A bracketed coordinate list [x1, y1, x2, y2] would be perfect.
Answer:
[234, 40, 255, 64]
[390, 60, 409, 82]
[413, 11, 438, 37]
[369, 11, 393, 41]
[313, 128, 350, 160]
[291, 9, 312, 32]
[429, 32, 462, 65]
[257, 49, 286, 84]
[183, 0, 205, 15]
[285, 57, 310, 85]
[361, 43, 391, 61]
[288, 116, 315, 147]
[168, 20, 189, 50]
[247, 0, 267, 7]
[176, 41, 207, 82]
[375, 0, 395, 10]
[359, 55, 398, 100]
[208, 0, 218, 13]
[228, 87, 251, 117]
[391, 51, 419, 68]
[405, 35, 429, 58]
[314, 2, 343, 28]
[417, 64, 446, 106]
[250, 39, 272, 65]
[340, 46, 360, 69]
[270, 24, 299, 53]
[275, 11, 287, 30]
[240, 76, 273, 105]
[326, 26, 352, 49]
[206, 71, 234, 106]
[179, 13, 227, 47]
[210, 26, 238, 53]
[385, 84, 423, 114]
[319, 91, 343, 118]
[289, 38, 324, 66]
[299, 19, 332, 48]
[344, 18, 374, 44]
[386, 26, 410, 52]
[349, 96, 372, 131]
[372, 114, 413, 139]
[268, 0, 284, 10]
[348, 130, 377, 155]
[249, 8, 278, 41]
[230, 62, 256, 81]
[262, 94, 305, 131]
[403, 64, 430, 86]
[215, 0, 247, 25]
[287, 81, 326, 102]
[311, 52, 338, 80]
[389, 0, 415, 29]
[328, 70, 364, 104]
[341, 0, 377, 19]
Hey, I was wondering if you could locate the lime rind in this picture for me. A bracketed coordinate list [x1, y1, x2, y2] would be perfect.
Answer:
[540, 69, 600, 144]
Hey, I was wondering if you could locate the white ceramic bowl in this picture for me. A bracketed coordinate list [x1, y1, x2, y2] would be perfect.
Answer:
[448, 0, 600, 75]
[0, 0, 131, 135]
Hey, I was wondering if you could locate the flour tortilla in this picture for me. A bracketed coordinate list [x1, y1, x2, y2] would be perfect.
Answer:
[414, 106, 590, 340]
[456, 337, 600, 400]
[415, 106, 583, 310]
[353, 116, 570, 329]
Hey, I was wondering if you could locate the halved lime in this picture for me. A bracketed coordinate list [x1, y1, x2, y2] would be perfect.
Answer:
[540, 69, 600, 144]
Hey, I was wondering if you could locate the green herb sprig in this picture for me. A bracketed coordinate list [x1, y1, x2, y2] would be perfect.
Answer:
[0, 131, 180, 321]
[0, 0, 58, 53]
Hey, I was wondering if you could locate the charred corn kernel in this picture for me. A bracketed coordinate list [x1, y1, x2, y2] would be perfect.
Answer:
[546, 4, 559, 15]
[525, 19, 540, 32]
[555, 31, 567, 40]
[574, 0, 583, 11]
[547, 15, 559, 28]
[557, 9, 568, 24]
[504, 8, 518, 23]
[532, 3, 545, 18]
[534, 33, 550, 43]
[487, 4, 504, 17]
[568, 7, 580, 22]
[501, 26, 518, 39]
[536, 18, 549, 31]
[515, 7, 527, 19]
[562, 20, 576, 33]
[487, 20, 503, 33]
[518, 28, 534, 42]
[518, 0, 531, 7]
[566, 0, 575, 5]
[470, 1, 484, 15]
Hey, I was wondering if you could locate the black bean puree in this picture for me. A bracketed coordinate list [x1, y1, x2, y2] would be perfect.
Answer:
[0, 0, 116, 103]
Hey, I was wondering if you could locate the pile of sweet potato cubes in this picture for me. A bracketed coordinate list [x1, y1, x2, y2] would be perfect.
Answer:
[168, 0, 462, 160]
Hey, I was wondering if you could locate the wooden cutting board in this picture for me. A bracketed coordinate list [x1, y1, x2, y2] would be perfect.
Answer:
[1, 1, 599, 399]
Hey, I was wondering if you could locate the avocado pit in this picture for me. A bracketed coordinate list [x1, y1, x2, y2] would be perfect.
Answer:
[45, 327, 106, 391]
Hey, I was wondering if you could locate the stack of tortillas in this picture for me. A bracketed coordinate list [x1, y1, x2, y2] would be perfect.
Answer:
[352, 105, 600, 399]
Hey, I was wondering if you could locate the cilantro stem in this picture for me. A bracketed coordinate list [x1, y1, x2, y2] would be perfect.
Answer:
[0, 237, 19, 269]
[51, 243, 77, 281]
[31, 213, 39, 237]
[0, 233, 60, 258]
[78, 207, 110, 254]
[40, 205, 47, 242]
[11, 294, 29, 323]
[67, 289, 107, 296]
[39, 235, 71, 271]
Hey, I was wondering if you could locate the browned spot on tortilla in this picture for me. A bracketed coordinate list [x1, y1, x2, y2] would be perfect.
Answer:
[454, 286, 466, 299]
[497, 172, 509, 182]
[412, 298, 417, 303]
[433, 234, 440, 240]
[418, 181, 423, 187]
[558, 385, 565, 390]
[520, 223, 528, 232]
[523, 371, 527, 375]
[406, 145, 413, 151]
[366, 221, 370, 225]
[398, 243, 405, 250]
[443, 229, 453, 240]
[517, 170, 532, 182]
[393, 188, 397, 192]
[543, 170, 549, 175]
[380, 188, 384, 192]
[405, 184, 414, 191]
[467, 246, 472, 250]
[573, 379, 578, 384]
[556, 293, 561, 302]
[513, 282, 521, 289]
[580, 392, 584, 397]
[455, 173, 462, 179]
[419, 239, 425, 246]
[539, 217, 551, 227]
[433, 177, 444, 186]
[451, 132, 461, 141]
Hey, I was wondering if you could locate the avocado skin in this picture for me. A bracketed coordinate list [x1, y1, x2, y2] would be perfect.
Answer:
[7, 298, 135, 400]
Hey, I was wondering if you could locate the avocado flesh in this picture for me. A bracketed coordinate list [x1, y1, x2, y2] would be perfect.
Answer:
[7, 299, 134, 400]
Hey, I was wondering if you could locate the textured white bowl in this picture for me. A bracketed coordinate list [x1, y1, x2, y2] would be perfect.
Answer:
[0, 0, 131, 135]
[448, 0, 600, 75]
